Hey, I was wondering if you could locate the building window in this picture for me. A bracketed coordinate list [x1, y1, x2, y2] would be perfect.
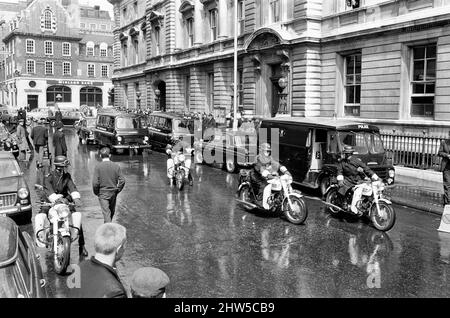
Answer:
[208, 72, 214, 109]
[270, 0, 280, 23]
[238, 0, 245, 35]
[63, 62, 71, 75]
[122, 43, 128, 66]
[238, 69, 243, 106]
[100, 43, 108, 57]
[133, 39, 139, 64]
[87, 42, 95, 56]
[185, 76, 190, 109]
[47, 86, 71, 103]
[154, 27, 160, 55]
[101, 65, 108, 77]
[90, 23, 96, 30]
[44, 41, 53, 55]
[80, 86, 102, 107]
[344, 53, 361, 116]
[122, 7, 127, 20]
[26, 60, 35, 74]
[411, 44, 436, 117]
[209, 9, 218, 41]
[45, 61, 53, 75]
[44, 9, 52, 30]
[186, 18, 194, 47]
[62, 42, 71, 56]
[80, 22, 85, 28]
[87, 64, 95, 77]
[26, 39, 35, 54]
[101, 24, 107, 30]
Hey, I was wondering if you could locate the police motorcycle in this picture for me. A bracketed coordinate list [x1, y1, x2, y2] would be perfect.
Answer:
[324, 167, 396, 232]
[166, 143, 194, 191]
[35, 198, 82, 275]
[237, 149, 308, 225]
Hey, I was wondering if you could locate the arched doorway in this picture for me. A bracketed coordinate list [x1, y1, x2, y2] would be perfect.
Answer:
[154, 80, 166, 111]
[80, 87, 103, 107]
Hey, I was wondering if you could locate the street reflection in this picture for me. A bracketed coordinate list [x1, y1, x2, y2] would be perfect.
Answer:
[166, 191, 192, 227]
[261, 226, 294, 269]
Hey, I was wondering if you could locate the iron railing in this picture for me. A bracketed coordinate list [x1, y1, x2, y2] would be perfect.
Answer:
[380, 132, 446, 171]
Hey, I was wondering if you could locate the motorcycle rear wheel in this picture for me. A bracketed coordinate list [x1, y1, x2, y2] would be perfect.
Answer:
[283, 196, 308, 225]
[325, 188, 342, 215]
[54, 235, 71, 275]
[370, 202, 396, 232]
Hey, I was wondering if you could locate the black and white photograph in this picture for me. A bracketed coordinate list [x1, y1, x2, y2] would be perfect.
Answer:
[0, 0, 450, 305]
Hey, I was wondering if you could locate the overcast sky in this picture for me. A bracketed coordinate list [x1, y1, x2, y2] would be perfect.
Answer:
[1, 0, 114, 17]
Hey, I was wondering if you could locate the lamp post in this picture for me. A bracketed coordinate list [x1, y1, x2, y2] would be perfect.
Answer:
[154, 88, 160, 111]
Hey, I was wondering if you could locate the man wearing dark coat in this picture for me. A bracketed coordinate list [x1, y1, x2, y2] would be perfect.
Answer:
[31, 119, 49, 164]
[53, 122, 67, 157]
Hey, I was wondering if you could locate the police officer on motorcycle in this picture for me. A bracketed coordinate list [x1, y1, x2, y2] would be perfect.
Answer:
[34, 155, 88, 257]
[336, 145, 379, 215]
[251, 143, 290, 209]
[166, 141, 194, 187]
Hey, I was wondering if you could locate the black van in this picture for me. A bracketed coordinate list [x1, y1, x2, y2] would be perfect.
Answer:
[146, 112, 195, 150]
[93, 110, 151, 154]
[260, 117, 395, 196]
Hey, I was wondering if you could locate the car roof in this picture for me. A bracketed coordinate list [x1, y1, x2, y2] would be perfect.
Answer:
[261, 117, 380, 130]
[150, 112, 193, 120]
[0, 216, 18, 268]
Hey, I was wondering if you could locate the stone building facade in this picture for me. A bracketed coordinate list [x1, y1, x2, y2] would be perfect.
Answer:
[1, 0, 114, 110]
[110, 0, 450, 133]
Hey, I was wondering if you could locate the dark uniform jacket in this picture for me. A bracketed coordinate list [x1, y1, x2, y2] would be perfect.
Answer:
[438, 139, 450, 171]
[31, 125, 48, 146]
[43, 170, 78, 201]
[53, 130, 67, 156]
[55, 110, 63, 123]
[337, 156, 375, 194]
[70, 257, 127, 298]
[92, 160, 125, 199]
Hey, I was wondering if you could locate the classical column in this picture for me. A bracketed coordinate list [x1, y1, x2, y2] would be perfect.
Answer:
[218, 0, 227, 39]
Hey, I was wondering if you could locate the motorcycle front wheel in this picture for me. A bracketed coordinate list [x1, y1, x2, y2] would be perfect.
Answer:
[54, 235, 71, 275]
[282, 196, 308, 225]
[239, 186, 254, 211]
[176, 171, 184, 191]
[370, 202, 396, 232]
[325, 188, 342, 215]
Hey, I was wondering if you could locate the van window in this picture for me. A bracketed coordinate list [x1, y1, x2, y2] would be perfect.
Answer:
[148, 116, 155, 127]
[328, 132, 339, 154]
[116, 117, 141, 129]
[316, 129, 327, 143]
[279, 125, 309, 147]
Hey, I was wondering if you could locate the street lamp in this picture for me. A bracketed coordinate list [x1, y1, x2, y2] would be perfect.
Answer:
[154, 88, 160, 111]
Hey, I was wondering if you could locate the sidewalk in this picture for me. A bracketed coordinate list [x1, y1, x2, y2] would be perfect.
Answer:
[388, 166, 444, 215]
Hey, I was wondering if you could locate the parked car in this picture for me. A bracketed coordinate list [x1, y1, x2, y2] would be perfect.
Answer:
[0, 216, 48, 298]
[259, 117, 395, 196]
[0, 151, 32, 224]
[93, 110, 151, 154]
[27, 108, 52, 123]
[0, 106, 17, 126]
[194, 128, 257, 173]
[77, 117, 97, 145]
[146, 112, 195, 151]
[48, 110, 84, 127]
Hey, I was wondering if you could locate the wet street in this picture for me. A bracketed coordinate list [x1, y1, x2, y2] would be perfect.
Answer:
[17, 128, 450, 298]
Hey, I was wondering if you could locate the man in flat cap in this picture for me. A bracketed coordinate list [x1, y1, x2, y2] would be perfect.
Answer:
[93, 147, 126, 223]
[53, 121, 67, 157]
[130, 267, 170, 298]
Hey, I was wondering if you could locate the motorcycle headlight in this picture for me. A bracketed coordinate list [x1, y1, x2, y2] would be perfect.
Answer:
[388, 169, 395, 178]
[144, 136, 149, 141]
[18, 188, 28, 199]
[56, 205, 70, 218]
[117, 136, 122, 142]
[179, 154, 185, 162]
